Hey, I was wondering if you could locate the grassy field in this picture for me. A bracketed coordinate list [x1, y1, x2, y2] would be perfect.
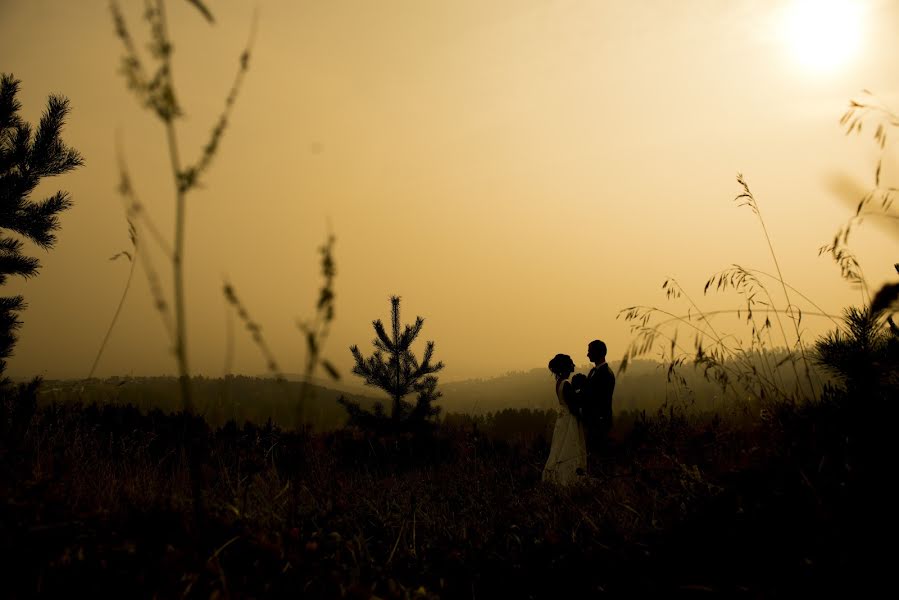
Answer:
[1, 379, 891, 598]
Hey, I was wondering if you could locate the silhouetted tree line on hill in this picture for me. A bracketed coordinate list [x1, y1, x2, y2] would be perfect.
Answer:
[30, 346, 847, 435]
[439, 354, 828, 417]
[36, 376, 378, 432]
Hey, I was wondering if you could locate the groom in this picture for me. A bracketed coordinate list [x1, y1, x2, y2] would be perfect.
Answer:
[576, 339, 616, 453]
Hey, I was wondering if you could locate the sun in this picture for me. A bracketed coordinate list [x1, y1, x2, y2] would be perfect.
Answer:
[782, 0, 864, 74]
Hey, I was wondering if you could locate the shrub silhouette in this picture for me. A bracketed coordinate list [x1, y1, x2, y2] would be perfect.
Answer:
[340, 295, 444, 432]
[0, 73, 83, 381]
[814, 305, 899, 402]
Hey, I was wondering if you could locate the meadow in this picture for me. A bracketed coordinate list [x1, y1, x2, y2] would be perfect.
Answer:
[1, 363, 893, 597]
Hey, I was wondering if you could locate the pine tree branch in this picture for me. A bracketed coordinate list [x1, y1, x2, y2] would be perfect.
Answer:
[373, 319, 394, 352]
[0, 249, 40, 282]
[31, 96, 83, 176]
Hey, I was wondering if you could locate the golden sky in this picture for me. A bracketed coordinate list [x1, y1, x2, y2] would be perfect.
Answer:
[2, 0, 899, 381]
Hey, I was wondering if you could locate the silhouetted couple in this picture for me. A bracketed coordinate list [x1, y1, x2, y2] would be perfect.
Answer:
[542, 340, 616, 485]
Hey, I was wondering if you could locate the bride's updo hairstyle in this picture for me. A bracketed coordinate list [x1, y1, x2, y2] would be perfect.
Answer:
[548, 354, 575, 378]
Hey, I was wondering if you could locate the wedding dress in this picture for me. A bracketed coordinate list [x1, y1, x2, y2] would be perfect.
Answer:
[542, 378, 587, 485]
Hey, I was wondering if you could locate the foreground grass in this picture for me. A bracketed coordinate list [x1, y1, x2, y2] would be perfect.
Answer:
[0, 389, 891, 598]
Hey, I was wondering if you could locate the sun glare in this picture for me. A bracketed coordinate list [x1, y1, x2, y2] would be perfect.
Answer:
[783, 0, 864, 75]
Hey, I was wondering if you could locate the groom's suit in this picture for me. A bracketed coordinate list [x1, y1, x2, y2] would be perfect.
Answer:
[581, 362, 615, 451]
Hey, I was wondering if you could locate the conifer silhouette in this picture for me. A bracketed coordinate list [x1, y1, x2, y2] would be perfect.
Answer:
[342, 296, 444, 431]
[814, 306, 899, 401]
[0, 74, 83, 379]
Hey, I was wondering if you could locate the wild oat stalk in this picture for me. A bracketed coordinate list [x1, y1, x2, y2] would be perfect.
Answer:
[839, 90, 899, 229]
[222, 281, 285, 381]
[89, 143, 177, 376]
[297, 233, 340, 426]
[87, 219, 138, 379]
[837, 90, 899, 319]
[817, 242, 870, 305]
[618, 302, 819, 404]
[734, 174, 817, 399]
[618, 188, 843, 407]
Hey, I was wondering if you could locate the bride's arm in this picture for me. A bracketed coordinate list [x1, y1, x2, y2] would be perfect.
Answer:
[560, 380, 578, 410]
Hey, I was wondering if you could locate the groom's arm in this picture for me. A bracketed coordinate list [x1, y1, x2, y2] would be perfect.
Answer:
[598, 370, 615, 422]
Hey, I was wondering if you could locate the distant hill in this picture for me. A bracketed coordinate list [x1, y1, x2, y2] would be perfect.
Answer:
[438, 359, 723, 415]
[36, 354, 811, 430]
[37, 375, 382, 431]
[262, 373, 372, 396]
[443, 352, 833, 416]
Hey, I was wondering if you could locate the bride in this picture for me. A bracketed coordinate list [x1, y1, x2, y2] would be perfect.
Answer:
[542, 353, 587, 485]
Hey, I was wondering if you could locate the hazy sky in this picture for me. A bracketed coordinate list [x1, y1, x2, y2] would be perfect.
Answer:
[2, 0, 899, 382]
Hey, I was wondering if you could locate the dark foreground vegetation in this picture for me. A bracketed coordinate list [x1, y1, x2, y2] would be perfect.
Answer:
[1, 378, 894, 598]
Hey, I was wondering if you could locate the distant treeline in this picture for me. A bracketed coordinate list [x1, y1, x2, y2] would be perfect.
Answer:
[439, 356, 825, 416]
[36, 354, 824, 431]
[37, 376, 379, 432]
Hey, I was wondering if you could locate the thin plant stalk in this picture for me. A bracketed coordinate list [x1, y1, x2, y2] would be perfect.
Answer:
[153, 0, 194, 415]
[89, 141, 176, 378]
[743, 268, 841, 327]
[298, 233, 339, 428]
[736, 175, 817, 399]
[87, 238, 137, 379]
[663, 277, 785, 394]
